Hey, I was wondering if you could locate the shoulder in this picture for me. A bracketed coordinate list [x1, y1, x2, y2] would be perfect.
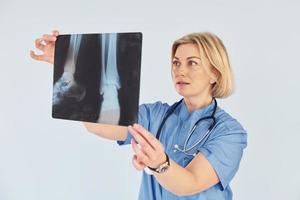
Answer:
[203, 106, 248, 154]
[213, 107, 247, 139]
[137, 101, 171, 130]
[139, 101, 170, 115]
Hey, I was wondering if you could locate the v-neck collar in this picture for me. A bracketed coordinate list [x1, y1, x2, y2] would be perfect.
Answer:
[177, 98, 216, 121]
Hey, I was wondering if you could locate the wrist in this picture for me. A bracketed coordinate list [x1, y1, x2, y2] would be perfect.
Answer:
[154, 152, 167, 168]
[148, 152, 170, 174]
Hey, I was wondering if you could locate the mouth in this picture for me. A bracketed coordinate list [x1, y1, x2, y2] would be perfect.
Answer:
[176, 81, 190, 86]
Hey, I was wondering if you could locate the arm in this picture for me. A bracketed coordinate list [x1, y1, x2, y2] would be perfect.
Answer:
[83, 122, 127, 141]
[153, 153, 219, 196]
[31, 31, 128, 141]
[129, 124, 219, 196]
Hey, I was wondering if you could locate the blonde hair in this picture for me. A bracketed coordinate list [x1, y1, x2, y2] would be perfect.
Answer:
[171, 32, 234, 98]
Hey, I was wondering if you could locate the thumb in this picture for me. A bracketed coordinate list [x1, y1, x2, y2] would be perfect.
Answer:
[132, 155, 146, 171]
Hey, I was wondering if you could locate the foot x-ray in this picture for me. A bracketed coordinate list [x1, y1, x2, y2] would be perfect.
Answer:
[52, 32, 142, 125]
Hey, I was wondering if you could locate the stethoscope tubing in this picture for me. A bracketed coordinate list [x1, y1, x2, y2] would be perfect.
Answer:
[156, 98, 217, 156]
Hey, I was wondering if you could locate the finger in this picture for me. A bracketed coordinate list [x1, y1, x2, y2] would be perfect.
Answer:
[52, 30, 60, 36]
[131, 139, 150, 165]
[128, 125, 153, 149]
[132, 136, 157, 160]
[132, 124, 162, 150]
[30, 50, 44, 61]
[35, 38, 45, 51]
[131, 138, 155, 158]
[132, 155, 146, 171]
[131, 130, 166, 169]
[42, 34, 57, 43]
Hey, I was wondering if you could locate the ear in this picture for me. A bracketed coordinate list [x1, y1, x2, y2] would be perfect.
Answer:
[209, 67, 219, 84]
[210, 79, 216, 84]
[209, 72, 218, 84]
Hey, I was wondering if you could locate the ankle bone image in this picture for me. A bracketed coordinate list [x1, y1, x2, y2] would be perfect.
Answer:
[53, 72, 86, 105]
[52, 32, 142, 126]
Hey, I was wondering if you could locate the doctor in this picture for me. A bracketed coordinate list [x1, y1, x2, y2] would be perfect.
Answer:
[31, 30, 247, 200]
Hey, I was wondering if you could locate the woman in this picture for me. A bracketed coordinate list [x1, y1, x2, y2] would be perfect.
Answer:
[30, 30, 247, 200]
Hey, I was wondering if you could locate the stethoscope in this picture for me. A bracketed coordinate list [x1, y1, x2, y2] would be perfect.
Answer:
[155, 98, 217, 157]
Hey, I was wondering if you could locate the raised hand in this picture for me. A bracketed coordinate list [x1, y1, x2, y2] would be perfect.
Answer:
[30, 30, 59, 64]
[128, 124, 167, 171]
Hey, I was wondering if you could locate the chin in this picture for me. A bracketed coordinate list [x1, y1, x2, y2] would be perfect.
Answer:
[176, 89, 191, 98]
[174, 85, 196, 97]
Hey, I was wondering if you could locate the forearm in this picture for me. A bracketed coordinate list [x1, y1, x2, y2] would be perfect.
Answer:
[83, 122, 127, 141]
[153, 160, 203, 196]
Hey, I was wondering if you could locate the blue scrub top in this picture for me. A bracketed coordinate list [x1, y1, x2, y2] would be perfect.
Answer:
[117, 99, 247, 200]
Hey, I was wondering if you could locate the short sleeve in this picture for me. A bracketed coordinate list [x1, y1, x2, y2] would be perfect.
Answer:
[197, 122, 247, 190]
[116, 101, 168, 146]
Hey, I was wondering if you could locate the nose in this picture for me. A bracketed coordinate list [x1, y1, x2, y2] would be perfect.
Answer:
[172, 63, 188, 76]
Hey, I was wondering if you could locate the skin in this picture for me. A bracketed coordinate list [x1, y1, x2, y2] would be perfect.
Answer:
[30, 30, 59, 64]
[172, 43, 217, 112]
[31, 32, 219, 196]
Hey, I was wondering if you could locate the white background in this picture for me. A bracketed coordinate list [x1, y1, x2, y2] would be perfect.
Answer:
[0, 0, 299, 199]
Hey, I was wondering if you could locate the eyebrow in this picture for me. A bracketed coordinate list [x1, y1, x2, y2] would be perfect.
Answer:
[173, 56, 201, 60]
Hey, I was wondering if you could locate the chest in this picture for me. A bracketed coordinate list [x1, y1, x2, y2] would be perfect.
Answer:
[154, 114, 214, 167]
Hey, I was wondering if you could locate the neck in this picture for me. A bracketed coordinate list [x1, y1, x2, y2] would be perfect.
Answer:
[183, 94, 213, 113]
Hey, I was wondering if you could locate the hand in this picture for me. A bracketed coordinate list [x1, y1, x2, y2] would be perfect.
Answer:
[30, 30, 59, 64]
[128, 124, 167, 171]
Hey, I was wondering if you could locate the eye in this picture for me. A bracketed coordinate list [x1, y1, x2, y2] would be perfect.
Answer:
[172, 60, 180, 67]
[188, 60, 198, 66]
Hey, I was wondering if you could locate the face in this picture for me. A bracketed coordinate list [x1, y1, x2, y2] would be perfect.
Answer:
[171, 43, 216, 99]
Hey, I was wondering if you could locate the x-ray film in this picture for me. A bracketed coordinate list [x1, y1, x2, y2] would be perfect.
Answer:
[52, 32, 142, 125]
